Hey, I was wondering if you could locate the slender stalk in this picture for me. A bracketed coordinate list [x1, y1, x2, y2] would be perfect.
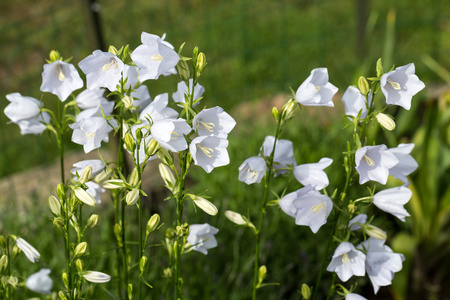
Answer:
[137, 161, 143, 300]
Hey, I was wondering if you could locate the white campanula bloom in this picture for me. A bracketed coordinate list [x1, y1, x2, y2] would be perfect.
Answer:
[373, 187, 412, 221]
[75, 88, 114, 122]
[326, 242, 366, 282]
[82, 271, 111, 283]
[190, 135, 229, 173]
[261, 136, 296, 175]
[348, 214, 367, 231]
[295, 68, 338, 107]
[16, 237, 40, 263]
[238, 156, 266, 185]
[279, 185, 333, 233]
[341, 86, 373, 119]
[70, 117, 117, 153]
[355, 145, 399, 185]
[26, 268, 53, 294]
[122, 65, 140, 89]
[139, 93, 178, 123]
[71, 159, 105, 178]
[293, 157, 333, 190]
[172, 79, 205, 107]
[78, 50, 124, 91]
[151, 118, 191, 152]
[4, 93, 50, 135]
[40, 61, 83, 101]
[388, 143, 418, 185]
[193, 106, 236, 138]
[380, 63, 425, 110]
[359, 238, 405, 294]
[187, 223, 219, 255]
[85, 181, 105, 204]
[130, 32, 179, 81]
[346, 293, 367, 300]
[132, 85, 152, 112]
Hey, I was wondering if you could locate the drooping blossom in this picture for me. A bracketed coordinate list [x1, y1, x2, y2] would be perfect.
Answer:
[348, 214, 367, 231]
[75, 88, 114, 122]
[172, 79, 205, 107]
[40, 61, 83, 101]
[261, 136, 296, 175]
[193, 106, 236, 138]
[187, 223, 219, 255]
[70, 117, 117, 153]
[380, 63, 425, 110]
[293, 157, 333, 190]
[130, 32, 179, 81]
[279, 185, 333, 233]
[15, 237, 40, 263]
[388, 143, 418, 185]
[139, 93, 178, 123]
[341, 86, 373, 119]
[4, 93, 50, 135]
[372, 187, 412, 221]
[355, 145, 399, 185]
[295, 68, 338, 107]
[26, 269, 53, 294]
[359, 238, 405, 294]
[151, 118, 191, 152]
[326, 242, 366, 282]
[78, 50, 124, 91]
[190, 135, 229, 173]
[238, 156, 266, 185]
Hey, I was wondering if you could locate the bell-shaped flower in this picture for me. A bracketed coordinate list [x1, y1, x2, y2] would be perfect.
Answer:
[261, 136, 296, 175]
[122, 65, 140, 89]
[78, 50, 124, 91]
[346, 293, 367, 300]
[75, 88, 114, 121]
[326, 242, 366, 282]
[380, 63, 425, 110]
[238, 156, 266, 185]
[70, 117, 116, 153]
[85, 181, 105, 204]
[187, 223, 219, 255]
[355, 145, 399, 185]
[387, 143, 418, 185]
[4, 93, 50, 135]
[71, 159, 105, 178]
[130, 32, 179, 81]
[372, 187, 412, 221]
[26, 268, 53, 294]
[359, 238, 405, 294]
[172, 79, 205, 107]
[15, 237, 40, 263]
[293, 157, 333, 190]
[341, 86, 373, 119]
[40, 61, 83, 101]
[132, 85, 152, 112]
[295, 68, 338, 107]
[190, 135, 230, 173]
[193, 106, 236, 138]
[151, 118, 191, 152]
[139, 93, 178, 123]
[279, 185, 333, 233]
[348, 214, 367, 231]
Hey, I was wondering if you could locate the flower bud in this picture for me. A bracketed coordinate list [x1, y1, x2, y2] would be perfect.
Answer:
[79, 166, 92, 184]
[122, 95, 134, 109]
[82, 271, 111, 283]
[122, 121, 130, 139]
[301, 284, 312, 300]
[159, 163, 176, 187]
[358, 76, 370, 95]
[0, 235, 6, 249]
[0, 255, 8, 273]
[86, 214, 99, 228]
[376, 58, 384, 78]
[282, 99, 296, 120]
[126, 189, 140, 206]
[62, 272, 69, 289]
[146, 138, 160, 157]
[348, 203, 357, 214]
[128, 167, 139, 187]
[76, 259, 84, 272]
[103, 179, 125, 189]
[193, 46, 199, 59]
[271, 107, 279, 121]
[364, 225, 387, 240]
[176, 226, 184, 237]
[135, 127, 143, 142]
[59, 291, 68, 300]
[124, 132, 136, 152]
[114, 223, 122, 244]
[74, 188, 96, 206]
[224, 210, 247, 225]
[128, 283, 133, 300]
[7, 276, 18, 287]
[57, 183, 66, 200]
[156, 146, 172, 164]
[376, 113, 396, 131]
[49, 50, 60, 62]
[74, 242, 87, 258]
[49, 195, 61, 216]
[163, 267, 173, 279]
[53, 217, 65, 228]
[176, 60, 191, 82]
[94, 168, 111, 183]
[108, 45, 118, 55]
[258, 265, 267, 286]
[196, 52, 207, 73]
[139, 256, 148, 276]
[192, 195, 218, 216]
[146, 214, 161, 236]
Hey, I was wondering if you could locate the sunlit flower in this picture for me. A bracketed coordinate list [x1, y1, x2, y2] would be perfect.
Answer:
[261, 136, 296, 175]
[70, 117, 117, 153]
[139, 93, 178, 123]
[388, 143, 418, 185]
[26, 268, 53, 294]
[75, 88, 114, 122]
[355, 145, 399, 185]
[279, 185, 333, 233]
[187, 223, 219, 255]
[172, 79, 205, 107]
[151, 118, 191, 152]
[238, 156, 266, 184]
[359, 238, 405, 294]
[82, 271, 111, 283]
[190, 135, 230, 173]
[78, 50, 124, 91]
[295, 68, 338, 107]
[372, 187, 412, 221]
[15, 237, 40, 263]
[40, 61, 83, 101]
[326, 242, 365, 282]
[341, 86, 372, 119]
[193, 106, 236, 138]
[293, 157, 333, 190]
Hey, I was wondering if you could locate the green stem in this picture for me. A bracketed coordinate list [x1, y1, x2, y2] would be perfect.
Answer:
[138, 161, 143, 300]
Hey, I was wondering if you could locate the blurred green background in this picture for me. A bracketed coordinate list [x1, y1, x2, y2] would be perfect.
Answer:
[1, 0, 450, 299]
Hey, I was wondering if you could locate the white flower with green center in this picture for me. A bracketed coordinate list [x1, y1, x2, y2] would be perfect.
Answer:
[172, 79, 205, 107]
[388, 143, 418, 185]
[78, 50, 124, 91]
[139, 93, 178, 122]
[187, 223, 219, 255]
[190, 135, 230, 173]
[341, 86, 373, 119]
[279, 185, 333, 233]
[131, 32, 179, 81]
[238, 156, 266, 184]
[151, 118, 191, 152]
[70, 117, 116, 153]
[326, 242, 366, 282]
[355, 145, 399, 185]
[261, 136, 296, 175]
[293, 157, 333, 190]
[380, 63, 425, 110]
[40, 61, 83, 101]
[373, 186, 412, 221]
[295, 68, 338, 107]
[15, 237, 40, 263]
[26, 268, 53, 294]
[193, 106, 236, 138]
